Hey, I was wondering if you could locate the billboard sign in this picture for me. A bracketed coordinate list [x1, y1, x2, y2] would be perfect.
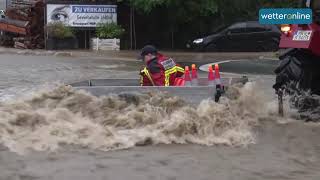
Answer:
[47, 4, 117, 27]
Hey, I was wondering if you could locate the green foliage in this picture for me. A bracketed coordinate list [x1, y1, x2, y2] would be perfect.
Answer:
[258, 0, 300, 8]
[116, 0, 300, 48]
[119, 0, 218, 23]
[128, 0, 165, 13]
[96, 23, 125, 39]
[214, 0, 300, 24]
[121, 0, 299, 23]
[46, 22, 74, 39]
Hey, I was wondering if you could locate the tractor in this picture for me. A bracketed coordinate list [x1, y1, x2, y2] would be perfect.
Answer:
[274, 0, 320, 120]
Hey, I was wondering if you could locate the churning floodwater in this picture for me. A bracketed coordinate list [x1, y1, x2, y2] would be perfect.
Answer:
[0, 82, 274, 154]
[0, 54, 309, 154]
[1, 54, 320, 180]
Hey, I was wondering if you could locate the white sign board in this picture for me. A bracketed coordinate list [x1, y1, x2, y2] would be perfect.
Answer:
[47, 4, 117, 27]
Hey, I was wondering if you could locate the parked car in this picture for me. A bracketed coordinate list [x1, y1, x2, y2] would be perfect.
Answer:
[0, 10, 5, 18]
[188, 21, 281, 52]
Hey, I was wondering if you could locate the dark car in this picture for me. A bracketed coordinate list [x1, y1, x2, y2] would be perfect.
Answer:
[188, 21, 281, 52]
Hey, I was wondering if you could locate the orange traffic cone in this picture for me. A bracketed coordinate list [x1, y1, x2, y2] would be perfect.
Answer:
[191, 64, 198, 86]
[184, 66, 192, 86]
[208, 65, 215, 86]
[214, 64, 222, 87]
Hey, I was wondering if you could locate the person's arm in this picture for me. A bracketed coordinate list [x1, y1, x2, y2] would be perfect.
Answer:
[175, 64, 185, 77]
[140, 67, 155, 86]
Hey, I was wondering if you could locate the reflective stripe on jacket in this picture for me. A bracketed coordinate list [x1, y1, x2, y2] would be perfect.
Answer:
[140, 54, 184, 86]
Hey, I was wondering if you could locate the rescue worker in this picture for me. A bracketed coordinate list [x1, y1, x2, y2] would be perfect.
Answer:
[139, 45, 184, 86]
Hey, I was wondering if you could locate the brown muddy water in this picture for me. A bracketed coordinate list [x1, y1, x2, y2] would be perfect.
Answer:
[0, 54, 319, 180]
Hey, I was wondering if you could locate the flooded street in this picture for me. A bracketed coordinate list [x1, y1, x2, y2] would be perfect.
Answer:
[0, 54, 139, 100]
[0, 54, 320, 180]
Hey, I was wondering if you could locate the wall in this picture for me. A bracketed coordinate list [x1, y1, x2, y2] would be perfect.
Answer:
[0, 1, 7, 9]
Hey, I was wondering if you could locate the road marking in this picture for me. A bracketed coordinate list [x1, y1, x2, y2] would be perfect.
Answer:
[199, 59, 246, 72]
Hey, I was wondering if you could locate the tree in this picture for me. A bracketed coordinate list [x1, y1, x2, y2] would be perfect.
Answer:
[118, 0, 218, 48]
[258, 0, 300, 8]
[115, 0, 300, 49]
[215, 0, 300, 23]
[118, 0, 218, 23]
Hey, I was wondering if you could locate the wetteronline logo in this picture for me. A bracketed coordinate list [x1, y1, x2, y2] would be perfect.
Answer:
[259, 8, 312, 24]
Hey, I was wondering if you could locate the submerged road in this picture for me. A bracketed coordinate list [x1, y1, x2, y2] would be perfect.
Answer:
[0, 54, 277, 99]
[1, 54, 319, 180]
[0, 54, 139, 100]
[2, 120, 320, 180]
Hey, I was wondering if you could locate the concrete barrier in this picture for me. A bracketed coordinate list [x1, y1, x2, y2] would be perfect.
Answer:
[70, 77, 248, 87]
[74, 86, 216, 105]
[71, 77, 248, 104]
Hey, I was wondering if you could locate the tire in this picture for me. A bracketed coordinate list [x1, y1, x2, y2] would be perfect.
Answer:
[273, 49, 320, 120]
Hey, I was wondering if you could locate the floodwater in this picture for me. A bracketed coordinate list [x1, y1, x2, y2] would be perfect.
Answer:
[0, 54, 139, 100]
[0, 54, 320, 180]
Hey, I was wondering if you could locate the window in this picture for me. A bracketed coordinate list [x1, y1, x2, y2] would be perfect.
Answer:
[229, 28, 246, 34]
[228, 22, 246, 29]
[246, 27, 266, 33]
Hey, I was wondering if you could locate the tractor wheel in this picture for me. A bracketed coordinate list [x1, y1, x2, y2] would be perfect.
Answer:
[273, 49, 320, 121]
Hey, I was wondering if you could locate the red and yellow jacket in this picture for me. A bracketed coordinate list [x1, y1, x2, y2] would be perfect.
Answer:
[140, 53, 184, 86]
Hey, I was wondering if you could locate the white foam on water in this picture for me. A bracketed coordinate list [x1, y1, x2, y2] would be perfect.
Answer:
[0, 82, 280, 154]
